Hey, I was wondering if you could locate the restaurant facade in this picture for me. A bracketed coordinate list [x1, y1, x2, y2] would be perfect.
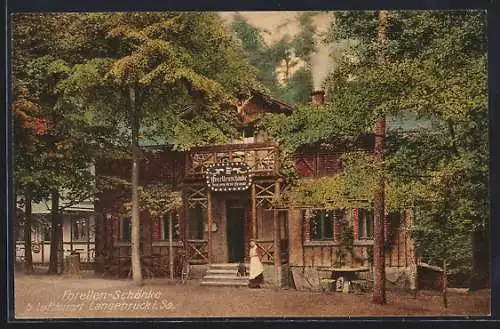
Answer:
[94, 91, 417, 290]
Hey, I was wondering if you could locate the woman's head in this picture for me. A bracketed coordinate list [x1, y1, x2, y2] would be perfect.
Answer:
[249, 239, 256, 247]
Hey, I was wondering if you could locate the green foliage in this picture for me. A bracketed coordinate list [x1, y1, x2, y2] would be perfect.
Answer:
[12, 12, 266, 220]
[277, 67, 313, 105]
[230, 14, 278, 92]
[261, 11, 487, 271]
[259, 101, 372, 153]
[56, 12, 263, 150]
[12, 15, 104, 209]
[293, 13, 318, 62]
[335, 224, 355, 267]
[123, 184, 182, 217]
[329, 11, 487, 269]
[230, 12, 318, 105]
[287, 152, 377, 209]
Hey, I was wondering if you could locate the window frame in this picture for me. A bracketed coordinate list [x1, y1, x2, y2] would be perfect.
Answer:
[161, 211, 180, 241]
[71, 217, 89, 242]
[309, 209, 334, 241]
[357, 208, 374, 240]
[119, 217, 132, 242]
[43, 225, 51, 241]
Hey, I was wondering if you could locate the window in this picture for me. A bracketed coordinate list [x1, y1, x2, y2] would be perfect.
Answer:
[188, 204, 205, 239]
[162, 212, 179, 241]
[72, 217, 88, 241]
[358, 208, 374, 240]
[43, 225, 51, 241]
[307, 209, 334, 241]
[120, 218, 131, 242]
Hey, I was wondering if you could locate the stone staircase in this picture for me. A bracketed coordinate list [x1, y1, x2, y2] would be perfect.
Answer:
[201, 263, 250, 287]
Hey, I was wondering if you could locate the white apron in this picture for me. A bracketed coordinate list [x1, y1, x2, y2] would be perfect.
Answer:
[249, 245, 264, 279]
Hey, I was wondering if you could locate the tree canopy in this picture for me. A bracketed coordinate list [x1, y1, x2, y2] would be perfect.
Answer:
[260, 11, 488, 275]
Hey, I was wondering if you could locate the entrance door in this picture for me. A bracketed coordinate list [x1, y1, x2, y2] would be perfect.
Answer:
[226, 204, 245, 263]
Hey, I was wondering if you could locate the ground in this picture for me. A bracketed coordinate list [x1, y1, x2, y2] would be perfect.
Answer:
[14, 271, 490, 318]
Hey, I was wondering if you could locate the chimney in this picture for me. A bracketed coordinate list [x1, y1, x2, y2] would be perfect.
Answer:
[311, 90, 325, 106]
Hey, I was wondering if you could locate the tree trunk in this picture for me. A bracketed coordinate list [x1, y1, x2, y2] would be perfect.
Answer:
[372, 10, 388, 305]
[130, 86, 142, 284]
[169, 212, 174, 280]
[442, 259, 448, 308]
[407, 209, 418, 299]
[23, 190, 34, 274]
[284, 58, 290, 83]
[48, 190, 62, 274]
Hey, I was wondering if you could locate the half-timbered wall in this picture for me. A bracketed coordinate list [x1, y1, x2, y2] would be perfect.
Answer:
[93, 95, 417, 286]
[294, 135, 374, 178]
[287, 208, 414, 269]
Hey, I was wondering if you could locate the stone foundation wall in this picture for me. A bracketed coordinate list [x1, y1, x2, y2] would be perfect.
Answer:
[289, 265, 416, 291]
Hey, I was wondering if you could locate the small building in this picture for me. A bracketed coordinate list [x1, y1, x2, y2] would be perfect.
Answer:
[94, 91, 417, 289]
[15, 198, 96, 266]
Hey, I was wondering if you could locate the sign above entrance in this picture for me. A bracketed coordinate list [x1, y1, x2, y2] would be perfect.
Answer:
[205, 161, 252, 192]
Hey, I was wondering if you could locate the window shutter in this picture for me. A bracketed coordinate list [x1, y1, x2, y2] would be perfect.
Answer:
[353, 208, 359, 240]
[333, 211, 340, 242]
[152, 217, 161, 241]
[112, 216, 119, 242]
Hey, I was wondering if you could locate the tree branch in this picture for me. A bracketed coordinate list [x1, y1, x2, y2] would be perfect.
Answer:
[446, 120, 460, 157]
[57, 191, 94, 211]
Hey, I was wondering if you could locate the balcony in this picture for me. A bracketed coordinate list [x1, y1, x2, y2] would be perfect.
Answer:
[185, 142, 279, 179]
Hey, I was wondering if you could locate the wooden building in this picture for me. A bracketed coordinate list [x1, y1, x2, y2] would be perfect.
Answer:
[94, 91, 416, 289]
[15, 199, 95, 268]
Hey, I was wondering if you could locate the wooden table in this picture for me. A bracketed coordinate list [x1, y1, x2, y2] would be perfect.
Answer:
[326, 267, 370, 280]
[318, 267, 370, 292]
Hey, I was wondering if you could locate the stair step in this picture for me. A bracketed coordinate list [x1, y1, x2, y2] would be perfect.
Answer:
[209, 263, 249, 268]
[203, 275, 249, 281]
[200, 263, 252, 287]
[200, 280, 248, 287]
[207, 269, 246, 274]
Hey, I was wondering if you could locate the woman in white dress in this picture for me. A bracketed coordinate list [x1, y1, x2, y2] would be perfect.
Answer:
[248, 239, 264, 288]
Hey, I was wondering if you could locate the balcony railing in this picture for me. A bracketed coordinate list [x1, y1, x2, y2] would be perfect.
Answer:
[186, 239, 209, 264]
[185, 142, 279, 178]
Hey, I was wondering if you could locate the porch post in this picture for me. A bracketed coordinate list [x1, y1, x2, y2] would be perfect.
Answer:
[41, 239, 45, 264]
[207, 189, 213, 264]
[273, 179, 281, 288]
[87, 216, 91, 263]
[251, 182, 257, 239]
[70, 215, 73, 252]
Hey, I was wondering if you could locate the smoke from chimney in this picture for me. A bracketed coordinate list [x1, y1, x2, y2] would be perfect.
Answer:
[311, 90, 325, 105]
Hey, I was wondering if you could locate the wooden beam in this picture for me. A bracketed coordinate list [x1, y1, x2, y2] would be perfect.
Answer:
[41, 240, 44, 264]
[273, 179, 281, 288]
[251, 182, 257, 239]
[70, 215, 73, 252]
[189, 142, 276, 153]
[207, 190, 213, 264]
[87, 216, 91, 263]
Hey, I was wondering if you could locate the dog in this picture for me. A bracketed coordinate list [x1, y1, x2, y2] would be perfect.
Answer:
[237, 261, 247, 277]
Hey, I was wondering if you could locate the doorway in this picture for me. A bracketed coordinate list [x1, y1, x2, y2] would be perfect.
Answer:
[226, 202, 245, 263]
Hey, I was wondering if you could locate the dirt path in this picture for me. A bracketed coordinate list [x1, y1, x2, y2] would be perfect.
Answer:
[14, 274, 490, 318]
